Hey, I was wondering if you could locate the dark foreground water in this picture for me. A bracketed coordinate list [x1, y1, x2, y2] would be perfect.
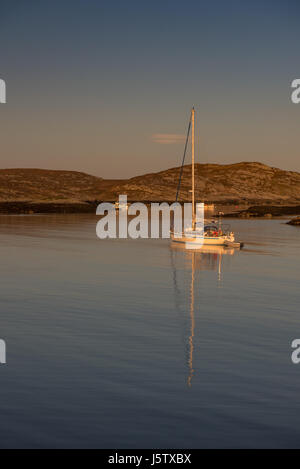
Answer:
[0, 214, 299, 448]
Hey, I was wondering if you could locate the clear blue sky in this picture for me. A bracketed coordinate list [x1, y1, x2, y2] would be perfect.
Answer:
[0, 0, 299, 178]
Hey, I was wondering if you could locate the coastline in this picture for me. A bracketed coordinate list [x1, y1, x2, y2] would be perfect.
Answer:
[0, 201, 300, 218]
[0, 201, 99, 214]
[223, 205, 300, 218]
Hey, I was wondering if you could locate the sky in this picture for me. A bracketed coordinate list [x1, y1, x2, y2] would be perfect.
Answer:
[0, 0, 300, 178]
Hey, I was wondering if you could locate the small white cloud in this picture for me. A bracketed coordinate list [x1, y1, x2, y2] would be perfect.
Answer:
[152, 133, 186, 145]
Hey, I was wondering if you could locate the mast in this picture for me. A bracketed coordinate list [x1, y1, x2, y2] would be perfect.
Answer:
[191, 107, 195, 230]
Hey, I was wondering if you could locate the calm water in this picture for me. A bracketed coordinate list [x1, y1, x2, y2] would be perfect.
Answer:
[0, 214, 299, 448]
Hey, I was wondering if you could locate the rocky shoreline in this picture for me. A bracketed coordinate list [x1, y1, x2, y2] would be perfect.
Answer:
[0, 201, 300, 217]
[224, 205, 300, 218]
[287, 217, 300, 226]
[0, 201, 99, 214]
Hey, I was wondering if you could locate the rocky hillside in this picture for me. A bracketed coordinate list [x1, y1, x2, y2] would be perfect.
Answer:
[104, 162, 300, 204]
[0, 169, 119, 202]
[0, 162, 300, 205]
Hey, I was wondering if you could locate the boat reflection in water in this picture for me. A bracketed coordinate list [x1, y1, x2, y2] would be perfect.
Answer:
[170, 243, 236, 387]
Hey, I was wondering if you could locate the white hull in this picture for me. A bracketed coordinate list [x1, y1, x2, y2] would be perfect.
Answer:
[171, 231, 236, 249]
[171, 242, 235, 255]
[172, 236, 228, 246]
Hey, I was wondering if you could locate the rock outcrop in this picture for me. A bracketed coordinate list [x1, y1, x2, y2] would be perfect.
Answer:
[287, 217, 300, 226]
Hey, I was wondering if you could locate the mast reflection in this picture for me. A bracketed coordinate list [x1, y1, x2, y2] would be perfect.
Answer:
[170, 243, 235, 387]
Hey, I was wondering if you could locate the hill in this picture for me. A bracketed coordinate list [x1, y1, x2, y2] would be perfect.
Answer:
[0, 168, 119, 203]
[0, 163, 299, 210]
[110, 162, 300, 203]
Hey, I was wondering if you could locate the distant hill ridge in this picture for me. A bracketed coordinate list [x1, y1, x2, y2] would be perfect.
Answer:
[0, 162, 299, 204]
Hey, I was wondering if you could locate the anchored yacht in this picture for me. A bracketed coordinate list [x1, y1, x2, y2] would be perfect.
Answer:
[170, 107, 242, 249]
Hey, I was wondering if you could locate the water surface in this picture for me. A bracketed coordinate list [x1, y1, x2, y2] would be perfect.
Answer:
[0, 215, 299, 448]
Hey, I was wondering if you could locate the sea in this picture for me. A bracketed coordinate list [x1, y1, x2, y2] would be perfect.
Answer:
[0, 214, 299, 448]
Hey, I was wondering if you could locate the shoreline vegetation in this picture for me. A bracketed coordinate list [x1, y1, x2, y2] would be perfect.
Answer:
[0, 163, 299, 217]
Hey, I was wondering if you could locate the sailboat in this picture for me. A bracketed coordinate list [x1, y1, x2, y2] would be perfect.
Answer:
[170, 107, 242, 249]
